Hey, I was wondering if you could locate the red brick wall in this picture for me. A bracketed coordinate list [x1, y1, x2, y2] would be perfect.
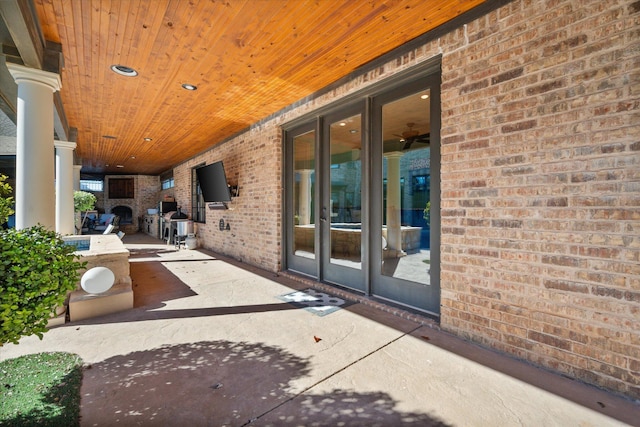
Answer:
[173, 0, 639, 397]
[102, 175, 159, 231]
[439, 0, 639, 398]
[173, 124, 283, 271]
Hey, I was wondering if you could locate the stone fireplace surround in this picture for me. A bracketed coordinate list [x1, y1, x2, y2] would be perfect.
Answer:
[111, 205, 133, 224]
[92, 175, 160, 235]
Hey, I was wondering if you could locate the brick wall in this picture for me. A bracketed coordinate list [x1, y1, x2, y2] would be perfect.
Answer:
[103, 175, 159, 232]
[439, 0, 639, 398]
[172, 0, 639, 397]
[174, 124, 284, 271]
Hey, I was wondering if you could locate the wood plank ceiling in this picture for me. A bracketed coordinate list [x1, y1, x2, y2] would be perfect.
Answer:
[34, 0, 485, 175]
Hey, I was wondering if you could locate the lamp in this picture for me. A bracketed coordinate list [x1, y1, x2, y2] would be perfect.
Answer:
[81, 267, 115, 294]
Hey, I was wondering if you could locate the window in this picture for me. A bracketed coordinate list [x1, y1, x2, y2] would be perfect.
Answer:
[160, 170, 174, 190]
[161, 177, 174, 190]
[192, 165, 205, 223]
[80, 179, 103, 192]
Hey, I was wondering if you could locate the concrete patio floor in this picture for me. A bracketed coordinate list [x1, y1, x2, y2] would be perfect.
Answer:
[1, 232, 638, 426]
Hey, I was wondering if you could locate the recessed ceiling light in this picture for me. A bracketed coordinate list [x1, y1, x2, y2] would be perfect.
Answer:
[116, 165, 124, 168]
[110, 64, 138, 77]
[339, 122, 346, 126]
[421, 94, 429, 99]
[144, 137, 153, 141]
[349, 129, 358, 134]
[182, 83, 197, 91]
[130, 156, 136, 159]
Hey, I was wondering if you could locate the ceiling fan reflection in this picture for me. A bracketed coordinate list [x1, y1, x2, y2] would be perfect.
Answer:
[393, 123, 430, 150]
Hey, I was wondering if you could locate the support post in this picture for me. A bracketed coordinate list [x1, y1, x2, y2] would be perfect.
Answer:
[7, 63, 61, 230]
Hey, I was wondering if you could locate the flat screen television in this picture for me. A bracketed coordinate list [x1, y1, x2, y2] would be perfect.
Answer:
[196, 161, 232, 202]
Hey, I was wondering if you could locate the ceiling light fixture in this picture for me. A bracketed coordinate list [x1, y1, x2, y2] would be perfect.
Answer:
[144, 137, 153, 141]
[421, 94, 429, 99]
[182, 83, 197, 91]
[116, 165, 124, 168]
[102, 135, 117, 139]
[110, 65, 138, 77]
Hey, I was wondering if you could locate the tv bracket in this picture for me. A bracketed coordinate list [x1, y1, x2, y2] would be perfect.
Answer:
[208, 185, 239, 210]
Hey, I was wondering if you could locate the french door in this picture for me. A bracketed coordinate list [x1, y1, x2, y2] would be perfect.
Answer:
[284, 69, 440, 315]
[320, 106, 366, 291]
[285, 104, 366, 291]
[370, 75, 440, 314]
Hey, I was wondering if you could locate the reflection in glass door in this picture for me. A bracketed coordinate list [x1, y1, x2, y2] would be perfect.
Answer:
[293, 131, 316, 259]
[285, 68, 440, 314]
[286, 124, 317, 277]
[381, 93, 431, 284]
[322, 111, 365, 291]
[371, 77, 440, 315]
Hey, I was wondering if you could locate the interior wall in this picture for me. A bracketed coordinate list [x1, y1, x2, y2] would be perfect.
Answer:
[172, 0, 638, 398]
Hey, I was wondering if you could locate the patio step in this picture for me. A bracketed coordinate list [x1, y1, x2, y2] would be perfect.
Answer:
[68, 278, 134, 322]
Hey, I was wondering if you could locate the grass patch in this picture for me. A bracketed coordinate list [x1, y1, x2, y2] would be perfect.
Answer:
[0, 352, 83, 427]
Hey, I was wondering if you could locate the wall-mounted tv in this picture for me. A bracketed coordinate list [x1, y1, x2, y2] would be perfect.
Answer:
[196, 161, 232, 203]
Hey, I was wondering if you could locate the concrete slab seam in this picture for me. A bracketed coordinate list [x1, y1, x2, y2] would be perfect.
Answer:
[239, 324, 424, 426]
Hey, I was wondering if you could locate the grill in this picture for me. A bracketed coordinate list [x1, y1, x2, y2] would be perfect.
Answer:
[162, 209, 189, 245]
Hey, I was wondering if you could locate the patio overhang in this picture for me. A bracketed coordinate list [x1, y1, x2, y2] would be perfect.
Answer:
[0, 0, 491, 175]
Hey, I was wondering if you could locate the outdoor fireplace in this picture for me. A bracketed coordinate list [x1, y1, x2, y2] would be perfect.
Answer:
[112, 205, 133, 224]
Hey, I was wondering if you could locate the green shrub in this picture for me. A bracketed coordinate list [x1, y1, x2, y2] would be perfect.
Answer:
[73, 191, 96, 212]
[0, 226, 86, 346]
[423, 201, 431, 225]
[0, 174, 14, 225]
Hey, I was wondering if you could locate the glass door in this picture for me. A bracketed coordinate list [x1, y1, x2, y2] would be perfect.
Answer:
[285, 122, 318, 277]
[321, 106, 366, 291]
[370, 76, 440, 315]
[284, 67, 440, 315]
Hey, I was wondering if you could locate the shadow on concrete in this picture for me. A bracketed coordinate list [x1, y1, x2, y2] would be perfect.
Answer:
[61, 257, 302, 326]
[129, 259, 198, 308]
[127, 247, 177, 258]
[81, 235, 640, 425]
[81, 340, 448, 427]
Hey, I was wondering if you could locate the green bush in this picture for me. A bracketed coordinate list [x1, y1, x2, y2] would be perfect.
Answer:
[423, 201, 431, 225]
[0, 174, 14, 225]
[73, 191, 96, 212]
[0, 226, 86, 346]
